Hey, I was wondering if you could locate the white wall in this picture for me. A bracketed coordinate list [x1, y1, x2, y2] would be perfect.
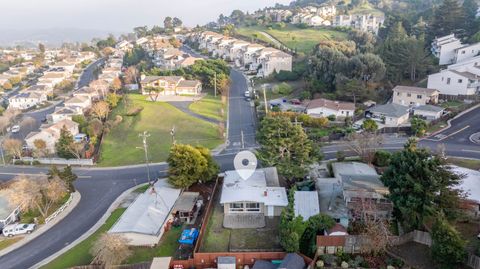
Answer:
[455, 43, 480, 63]
[427, 70, 476, 95]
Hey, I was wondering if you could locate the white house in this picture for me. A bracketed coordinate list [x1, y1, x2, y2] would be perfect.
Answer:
[366, 103, 410, 126]
[427, 69, 480, 96]
[306, 98, 355, 118]
[49, 106, 83, 123]
[431, 34, 464, 65]
[25, 119, 79, 153]
[454, 42, 480, 64]
[64, 96, 92, 111]
[8, 91, 47, 110]
[413, 105, 445, 120]
[392, 86, 439, 107]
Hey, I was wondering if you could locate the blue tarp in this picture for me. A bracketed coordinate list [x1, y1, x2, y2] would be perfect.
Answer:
[178, 228, 199, 245]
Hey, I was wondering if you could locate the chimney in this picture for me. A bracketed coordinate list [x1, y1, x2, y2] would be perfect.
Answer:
[264, 190, 268, 196]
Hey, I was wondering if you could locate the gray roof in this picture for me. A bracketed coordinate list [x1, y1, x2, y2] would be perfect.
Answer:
[316, 177, 349, 219]
[294, 191, 320, 220]
[450, 70, 479, 80]
[253, 260, 277, 269]
[172, 192, 200, 212]
[218, 257, 236, 265]
[369, 103, 409, 118]
[414, 105, 444, 113]
[278, 253, 305, 269]
[177, 80, 200, 88]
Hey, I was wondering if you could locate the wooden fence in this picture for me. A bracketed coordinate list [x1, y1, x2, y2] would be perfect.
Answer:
[71, 262, 151, 269]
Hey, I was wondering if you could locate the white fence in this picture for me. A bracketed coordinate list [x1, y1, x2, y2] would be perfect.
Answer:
[19, 157, 94, 166]
[45, 194, 74, 224]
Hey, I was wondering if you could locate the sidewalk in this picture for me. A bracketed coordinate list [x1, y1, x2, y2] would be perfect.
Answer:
[0, 191, 81, 257]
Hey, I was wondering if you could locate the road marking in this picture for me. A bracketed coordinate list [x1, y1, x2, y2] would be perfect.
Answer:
[461, 149, 480, 153]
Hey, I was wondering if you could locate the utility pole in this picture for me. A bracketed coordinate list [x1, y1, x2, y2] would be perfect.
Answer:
[214, 72, 217, 97]
[139, 131, 151, 184]
[241, 130, 245, 149]
[263, 85, 268, 115]
[170, 126, 176, 144]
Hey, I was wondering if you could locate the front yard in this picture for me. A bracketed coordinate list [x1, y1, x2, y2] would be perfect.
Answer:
[188, 92, 227, 122]
[99, 94, 223, 166]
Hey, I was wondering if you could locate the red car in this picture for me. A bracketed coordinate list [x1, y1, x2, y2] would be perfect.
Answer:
[290, 99, 302, 105]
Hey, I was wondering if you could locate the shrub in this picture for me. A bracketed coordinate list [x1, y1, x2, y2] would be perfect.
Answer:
[327, 115, 336, 121]
[336, 150, 346, 161]
[373, 150, 392, 167]
[431, 218, 467, 269]
[275, 82, 293, 95]
[275, 70, 301, 81]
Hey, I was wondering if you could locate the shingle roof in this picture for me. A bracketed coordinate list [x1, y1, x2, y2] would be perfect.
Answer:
[141, 76, 183, 84]
[368, 103, 409, 118]
[177, 80, 200, 88]
[414, 104, 445, 113]
[393, 86, 439, 95]
[307, 98, 355, 111]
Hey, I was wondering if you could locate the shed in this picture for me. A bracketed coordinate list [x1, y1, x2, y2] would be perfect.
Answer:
[218, 256, 236, 269]
[293, 191, 320, 220]
[172, 192, 202, 224]
[278, 253, 305, 269]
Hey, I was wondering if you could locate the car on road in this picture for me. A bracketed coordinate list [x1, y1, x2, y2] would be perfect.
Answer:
[11, 125, 20, 133]
[3, 223, 36, 237]
[244, 90, 250, 97]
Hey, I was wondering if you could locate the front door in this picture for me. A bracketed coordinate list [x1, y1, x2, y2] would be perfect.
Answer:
[267, 206, 274, 217]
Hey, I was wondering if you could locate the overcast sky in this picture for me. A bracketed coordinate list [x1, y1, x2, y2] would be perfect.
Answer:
[0, 0, 292, 31]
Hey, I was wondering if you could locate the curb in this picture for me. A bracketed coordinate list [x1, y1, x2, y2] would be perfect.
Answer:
[0, 191, 81, 257]
[32, 183, 148, 269]
[424, 103, 480, 139]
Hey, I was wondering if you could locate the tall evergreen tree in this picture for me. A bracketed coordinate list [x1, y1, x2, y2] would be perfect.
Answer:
[430, 0, 465, 38]
[463, 0, 479, 37]
[55, 126, 75, 159]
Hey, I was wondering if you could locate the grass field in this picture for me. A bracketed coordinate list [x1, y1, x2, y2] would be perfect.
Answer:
[42, 208, 127, 269]
[99, 94, 222, 166]
[0, 237, 23, 251]
[189, 93, 226, 122]
[447, 157, 480, 170]
[237, 25, 348, 54]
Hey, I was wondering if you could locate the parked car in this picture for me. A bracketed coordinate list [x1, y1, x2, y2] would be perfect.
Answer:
[11, 125, 20, 133]
[290, 99, 302, 105]
[2, 223, 36, 237]
[244, 90, 250, 97]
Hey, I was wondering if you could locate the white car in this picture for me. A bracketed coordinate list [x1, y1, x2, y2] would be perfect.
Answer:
[2, 223, 36, 237]
[11, 125, 20, 133]
[244, 90, 250, 97]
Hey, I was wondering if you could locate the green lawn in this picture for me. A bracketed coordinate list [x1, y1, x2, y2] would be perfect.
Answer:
[199, 203, 230, 252]
[447, 157, 480, 170]
[237, 25, 348, 54]
[126, 226, 183, 264]
[0, 237, 23, 251]
[42, 208, 127, 269]
[99, 94, 222, 166]
[189, 93, 226, 122]
[133, 184, 150, 193]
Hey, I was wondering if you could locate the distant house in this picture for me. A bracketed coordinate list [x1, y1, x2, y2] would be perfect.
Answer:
[25, 119, 79, 153]
[427, 69, 480, 96]
[49, 106, 82, 123]
[8, 91, 47, 110]
[431, 34, 464, 65]
[413, 105, 445, 120]
[175, 56, 202, 68]
[392, 86, 439, 107]
[140, 76, 202, 96]
[220, 167, 288, 229]
[366, 103, 410, 126]
[108, 179, 181, 246]
[306, 98, 355, 118]
[73, 86, 102, 101]
[64, 96, 92, 111]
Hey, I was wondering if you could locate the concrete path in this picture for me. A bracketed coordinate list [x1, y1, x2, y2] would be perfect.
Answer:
[168, 101, 220, 124]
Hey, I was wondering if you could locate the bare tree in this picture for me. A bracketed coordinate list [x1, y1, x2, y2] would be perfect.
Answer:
[124, 66, 139, 85]
[0, 109, 21, 134]
[5, 175, 68, 218]
[3, 138, 23, 158]
[91, 101, 110, 120]
[91, 233, 131, 268]
[90, 80, 109, 99]
[68, 142, 85, 159]
[346, 132, 383, 164]
[111, 77, 122, 93]
[33, 139, 48, 157]
[20, 116, 36, 130]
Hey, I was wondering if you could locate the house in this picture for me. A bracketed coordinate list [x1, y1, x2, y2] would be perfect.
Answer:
[38, 73, 67, 87]
[427, 69, 480, 96]
[392, 86, 439, 107]
[49, 106, 82, 123]
[413, 105, 445, 120]
[171, 192, 202, 224]
[25, 119, 79, 153]
[294, 191, 320, 220]
[316, 162, 392, 228]
[175, 56, 202, 68]
[8, 91, 47, 110]
[73, 86, 102, 101]
[64, 95, 92, 111]
[334, 14, 384, 34]
[306, 98, 355, 118]
[140, 76, 202, 96]
[453, 42, 480, 64]
[366, 103, 410, 126]
[116, 40, 133, 52]
[108, 179, 181, 246]
[257, 49, 293, 77]
[51, 61, 76, 74]
[0, 191, 20, 230]
[220, 167, 288, 228]
[431, 34, 464, 65]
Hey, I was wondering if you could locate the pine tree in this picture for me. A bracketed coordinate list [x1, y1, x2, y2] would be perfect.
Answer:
[463, 0, 479, 37]
[430, 0, 465, 38]
[55, 126, 75, 159]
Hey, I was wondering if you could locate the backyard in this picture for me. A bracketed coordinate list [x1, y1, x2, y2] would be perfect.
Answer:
[99, 94, 223, 166]
[237, 25, 348, 54]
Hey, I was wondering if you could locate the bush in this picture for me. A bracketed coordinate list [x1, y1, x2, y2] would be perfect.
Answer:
[373, 150, 392, 167]
[327, 115, 336, 121]
[431, 218, 467, 269]
[275, 82, 293, 95]
[336, 150, 346, 161]
[275, 70, 301, 81]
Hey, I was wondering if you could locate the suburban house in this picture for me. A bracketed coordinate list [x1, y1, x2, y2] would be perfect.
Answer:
[8, 91, 47, 110]
[316, 162, 392, 228]
[140, 75, 202, 96]
[392, 86, 439, 107]
[334, 14, 384, 34]
[431, 34, 464, 65]
[73, 86, 102, 101]
[108, 179, 181, 246]
[413, 105, 445, 120]
[366, 103, 410, 126]
[25, 119, 79, 153]
[49, 106, 83, 123]
[64, 95, 92, 111]
[256, 49, 293, 77]
[453, 42, 480, 64]
[427, 69, 480, 96]
[306, 98, 355, 118]
[175, 56, 202, 68]
[219, 167, 288, 229]
[116, 40, 134, 52]
[38, 73, 67, 87]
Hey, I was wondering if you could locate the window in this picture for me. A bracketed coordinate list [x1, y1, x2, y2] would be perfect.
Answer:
[462, 50, 466, 54]
[230, 203, 244, 212]
[245, 203, 260, 212]
[396, 92, 400, 96]
[417, 95, 422, 99]
[447, 78, 451, 84]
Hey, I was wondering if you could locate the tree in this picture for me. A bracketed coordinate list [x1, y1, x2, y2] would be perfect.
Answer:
[195, 146, 219, 182]
[8, 76, 21, 86]
[91, 101, 110, 120]
[2, 82, 12, 91]
[173, 17, 183, 28]
[111, 77, 122, 93]
[133, 26, 148, 38]
[362, 118, 378, 132]
[169, 37, 182, 48]
[257, 116, 318, 181]
[347, 132, 382, 164]
[300, 214, 335, 257]
[33, 139, 48, 157]
[91, 233, 131, 268]
[167, 144, 208, 188]
[381, 139, 464, 231]
[430, 0, 465, 38]
[124, 66, 139, 84]
[144, 86, 164, 102]
[68, 142, 85, 159]
[38, 43, 46, 53]
[164, 17, 173, 29]
[463, 0, 480, 37]
[5, 175, 68, 219]
[411, 116, 427, 137]
[431, 217, 467, 269]
[3, 138, 23, 158]
[48, 166, 77, 192]
[106, 93, 120, 108]
[90, 79, 109, 98]
[55, 126, 75, 159]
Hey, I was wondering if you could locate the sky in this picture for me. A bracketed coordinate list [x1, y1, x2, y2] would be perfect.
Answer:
[0, 0, 292, 32]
